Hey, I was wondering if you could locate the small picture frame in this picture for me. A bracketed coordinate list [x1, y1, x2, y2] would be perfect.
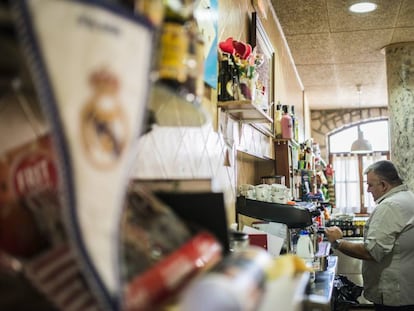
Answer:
[250, 12, 275, 136]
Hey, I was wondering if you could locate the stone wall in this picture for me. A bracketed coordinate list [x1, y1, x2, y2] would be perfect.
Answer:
[384, 42, 414, 191]
[311, 107, 389, 161]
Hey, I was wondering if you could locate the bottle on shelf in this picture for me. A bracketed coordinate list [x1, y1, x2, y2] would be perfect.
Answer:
[290, 105, 299, 141]
[146, 0, 207, 126]
[156, 0, 203, 103]
[230, 56, 240, 100]
[355, 221, 361, 237]
[281, 104, 293, 139]
[274, 102, 282, 138]
[218, 53, 234, 101]
[304, 139, 315, 171]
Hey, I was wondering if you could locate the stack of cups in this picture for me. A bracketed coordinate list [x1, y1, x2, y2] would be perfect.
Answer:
[238, 184, 255, 199]
[269, 184, 289, 203]
[254, 184, 270, 201]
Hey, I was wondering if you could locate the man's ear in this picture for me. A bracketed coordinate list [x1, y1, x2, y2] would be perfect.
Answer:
[382, 180, 391, 191]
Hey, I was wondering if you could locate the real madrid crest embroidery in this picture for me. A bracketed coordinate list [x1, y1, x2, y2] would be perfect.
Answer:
[81, 68, 128, 169]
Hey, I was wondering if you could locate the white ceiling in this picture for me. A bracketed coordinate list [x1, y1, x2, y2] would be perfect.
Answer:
[270, 0, 414, 110]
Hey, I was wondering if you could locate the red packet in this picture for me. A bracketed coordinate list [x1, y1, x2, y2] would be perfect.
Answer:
[124, 231, 222, 311]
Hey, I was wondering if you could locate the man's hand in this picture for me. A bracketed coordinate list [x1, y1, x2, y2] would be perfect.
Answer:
[324, 226, 343, 243]
[324, 226, 374, 261]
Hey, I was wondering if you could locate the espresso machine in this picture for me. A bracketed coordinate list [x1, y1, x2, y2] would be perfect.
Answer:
[235, 197, 330, 271]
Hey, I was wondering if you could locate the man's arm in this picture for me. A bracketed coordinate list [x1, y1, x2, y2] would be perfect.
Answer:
[335, 239, 375, 261]
[325, 226, 375, 261]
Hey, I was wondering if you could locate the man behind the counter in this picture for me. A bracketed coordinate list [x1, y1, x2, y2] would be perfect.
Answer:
[325, 160, 414, 311]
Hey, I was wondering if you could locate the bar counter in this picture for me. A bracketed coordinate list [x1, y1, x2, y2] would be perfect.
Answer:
[258, 256, 338, 311]
[304, 256, 338, 311]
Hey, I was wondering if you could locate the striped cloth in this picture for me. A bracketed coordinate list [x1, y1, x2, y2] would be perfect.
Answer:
[24, 244, 102, 311]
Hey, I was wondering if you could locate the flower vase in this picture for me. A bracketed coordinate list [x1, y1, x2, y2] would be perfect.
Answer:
[239, 76, 256, 101]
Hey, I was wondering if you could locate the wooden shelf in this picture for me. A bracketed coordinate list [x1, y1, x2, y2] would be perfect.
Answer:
[236, 148, 274, 161]
[251, 123, 274, 138]
[218, 100, 273, 123]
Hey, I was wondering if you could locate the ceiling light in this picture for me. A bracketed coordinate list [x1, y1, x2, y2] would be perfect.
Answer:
[351, 126, 373, 153]
[350, 84, 373, 153]
[349, 2, 377, 13]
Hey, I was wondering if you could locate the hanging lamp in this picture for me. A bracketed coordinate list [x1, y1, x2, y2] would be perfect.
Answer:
[350, 84, 373, 153]
[351, 125, 372, 153]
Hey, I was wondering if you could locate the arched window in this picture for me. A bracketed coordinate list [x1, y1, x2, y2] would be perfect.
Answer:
[328, 119, 390, 214]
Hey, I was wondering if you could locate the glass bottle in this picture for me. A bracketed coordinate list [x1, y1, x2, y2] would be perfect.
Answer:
[218, 53, 234, 101]
[153, 0, 204, 106]
[231, 56, 240, 100]
[281, 104, 293, 139]
[275, 102, 282, 138]
[291, 105, 299, 141]
[157, 1, 190, 89]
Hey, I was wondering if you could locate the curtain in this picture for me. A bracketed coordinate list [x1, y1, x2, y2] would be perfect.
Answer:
[333, 154, 359, 214]
[332, 152, 385, 214]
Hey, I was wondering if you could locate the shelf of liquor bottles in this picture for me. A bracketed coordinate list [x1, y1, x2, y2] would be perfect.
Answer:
[326, 217, 367, 238]
[236, 147, 275, 161]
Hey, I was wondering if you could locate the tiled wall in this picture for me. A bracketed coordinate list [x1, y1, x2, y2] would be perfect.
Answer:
[131, 115, 238, 219]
